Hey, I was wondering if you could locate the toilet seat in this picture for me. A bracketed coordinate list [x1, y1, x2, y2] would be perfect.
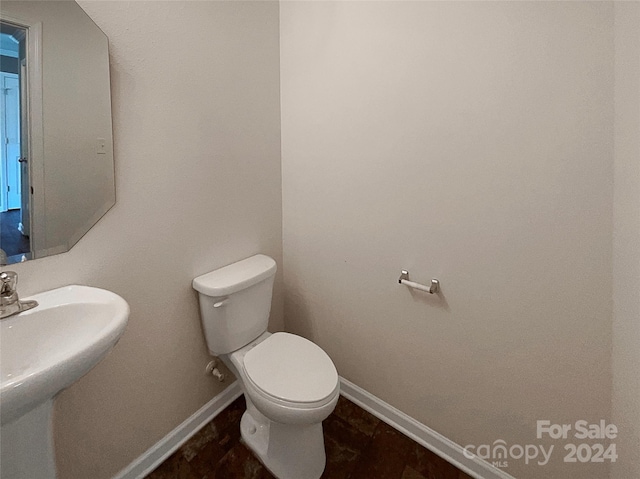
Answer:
[243, 332, 338, 406]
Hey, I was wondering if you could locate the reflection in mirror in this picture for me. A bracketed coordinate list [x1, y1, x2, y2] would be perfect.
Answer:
[0, 22, 26, 265]
[0, 1, 114, 265]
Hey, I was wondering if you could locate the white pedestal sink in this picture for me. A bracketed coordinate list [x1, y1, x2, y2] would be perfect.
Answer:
[0, 285, 130, 479]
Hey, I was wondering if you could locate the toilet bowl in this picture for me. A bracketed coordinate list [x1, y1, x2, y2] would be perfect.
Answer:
[193, 255, 339, 479]
[222, 331, 339, 479]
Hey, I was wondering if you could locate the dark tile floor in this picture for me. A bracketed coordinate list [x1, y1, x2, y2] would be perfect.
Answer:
[146, 395, 473, 479]
[0, 209, 29, 257]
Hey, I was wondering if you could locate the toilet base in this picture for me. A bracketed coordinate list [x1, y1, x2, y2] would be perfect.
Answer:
[240, 403, 326, 479]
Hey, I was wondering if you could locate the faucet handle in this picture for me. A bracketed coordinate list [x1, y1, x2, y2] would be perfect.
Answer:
[0, 271, 18, 296]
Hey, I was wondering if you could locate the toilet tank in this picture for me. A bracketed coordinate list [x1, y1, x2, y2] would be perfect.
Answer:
[193, 254, 277, 355]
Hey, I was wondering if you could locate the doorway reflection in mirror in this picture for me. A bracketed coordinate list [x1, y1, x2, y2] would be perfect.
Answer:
[0, 21, 29, 265]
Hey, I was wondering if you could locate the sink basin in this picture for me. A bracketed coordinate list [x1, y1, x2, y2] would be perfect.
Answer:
[1, 285, 129, 426]
[0, 285, 129, 478]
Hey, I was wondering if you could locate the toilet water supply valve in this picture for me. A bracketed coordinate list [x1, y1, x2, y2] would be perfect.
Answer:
[205, 360, 225, 382]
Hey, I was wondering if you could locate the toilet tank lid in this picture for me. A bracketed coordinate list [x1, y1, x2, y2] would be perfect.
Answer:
[192, 254, 277, 296]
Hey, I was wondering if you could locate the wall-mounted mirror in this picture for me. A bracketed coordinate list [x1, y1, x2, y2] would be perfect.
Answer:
[0, 1, 114, 265]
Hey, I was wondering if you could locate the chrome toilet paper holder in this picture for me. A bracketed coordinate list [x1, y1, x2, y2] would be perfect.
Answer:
[398, 270, 440, 294]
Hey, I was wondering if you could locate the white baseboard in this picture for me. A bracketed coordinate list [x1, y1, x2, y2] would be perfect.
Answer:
[112, 377, 514, 479]
[339, 377, 516, 479]
[112, 381, 242, 479]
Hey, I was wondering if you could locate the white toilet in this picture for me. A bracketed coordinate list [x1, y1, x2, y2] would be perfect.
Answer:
[193, 254, 339, 479]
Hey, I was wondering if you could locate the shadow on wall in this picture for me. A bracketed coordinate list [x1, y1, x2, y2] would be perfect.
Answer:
[401, 286, 451, 313]
[284, 286, 317, 341]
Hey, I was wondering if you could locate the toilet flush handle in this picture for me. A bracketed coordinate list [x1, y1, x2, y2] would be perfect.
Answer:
[213, 298, 229, 308]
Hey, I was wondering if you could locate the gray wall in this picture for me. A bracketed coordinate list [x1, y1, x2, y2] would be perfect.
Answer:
[280, 3, 614, 478]
[612, 3, 640, 478]
[8, 2, 283, 478]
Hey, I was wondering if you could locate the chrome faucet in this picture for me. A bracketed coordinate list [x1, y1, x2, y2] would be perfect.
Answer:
[0, 271, 38, 319]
